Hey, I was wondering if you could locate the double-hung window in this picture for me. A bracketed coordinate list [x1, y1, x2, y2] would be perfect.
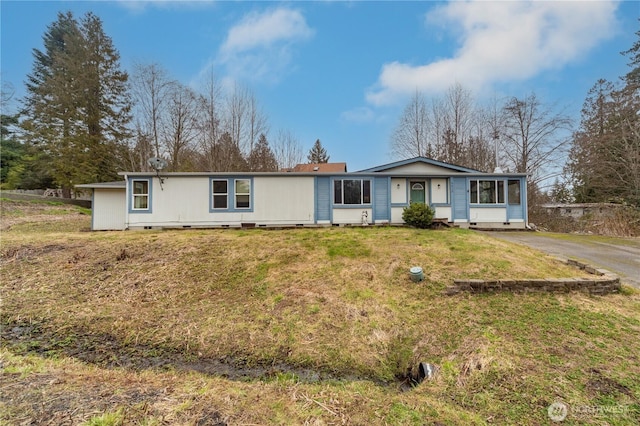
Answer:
[212, 179, 228, 209]
[235, 179, 251, 209]
[470, 180, 505, 204]
[132, 179, 150, 210]
[210, 177, 252, 211]
[334, 179, 371, 205]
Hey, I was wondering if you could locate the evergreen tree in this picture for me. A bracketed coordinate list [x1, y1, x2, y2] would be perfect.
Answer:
[21, 11, 131, 194]
[307, 139, 329, 163]
[567, 24, 640, 207]
[549, 178, 573, 203]
[0, 112, 22, 186]
[567, 80, 617, 203]
[623, 20, 640, 87]
[248, 133, 278, 171]
[215, 132, 248, 172]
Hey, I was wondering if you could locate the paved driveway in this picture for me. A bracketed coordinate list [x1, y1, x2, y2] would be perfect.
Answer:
[485, 232, 640, 288]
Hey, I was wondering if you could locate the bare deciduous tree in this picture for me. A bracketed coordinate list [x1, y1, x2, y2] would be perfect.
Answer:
[391, 90, 431, 158]
[501, 93, 572, 188]
[272, 128, 304, 170]
[437, 83, 475, 165]
[162, 82, 199, 171]
[131, 63, 174, 162]
[197, 69, 223, 171]
[224, 83, 249, 154]
[390, 84, 496, 171]
[247, 93, 269, 162]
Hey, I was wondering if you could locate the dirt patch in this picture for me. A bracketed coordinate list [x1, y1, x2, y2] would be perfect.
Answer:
[1, 319, 371, 385]
[0, 372, 169, 425]
[1, 243, 70, 261]
[586, 368, 633, 398]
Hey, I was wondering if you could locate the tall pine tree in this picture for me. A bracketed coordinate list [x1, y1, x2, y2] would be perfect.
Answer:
[21, 11, 131, 195]
[307, 139, 329, 163]
[567, 25, 640, 206]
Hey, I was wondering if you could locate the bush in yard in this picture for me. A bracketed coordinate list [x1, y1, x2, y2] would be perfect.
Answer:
[402, 203, 435, 229]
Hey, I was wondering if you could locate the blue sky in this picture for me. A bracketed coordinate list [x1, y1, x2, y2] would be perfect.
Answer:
[1, 0, 638, 171]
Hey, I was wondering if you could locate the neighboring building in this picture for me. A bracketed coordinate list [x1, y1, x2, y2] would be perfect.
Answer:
[76, 157, 528, 231]
[282, 162, 348, 173]
[540, 203, 625, 219]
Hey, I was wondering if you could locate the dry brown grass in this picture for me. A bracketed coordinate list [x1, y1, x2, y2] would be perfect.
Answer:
[1, 200, 639, 425]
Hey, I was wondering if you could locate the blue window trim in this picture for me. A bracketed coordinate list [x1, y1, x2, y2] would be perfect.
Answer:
[209, 177, 254, 213]
[331, 177, 373, 207]
[210, 178, 230, 210]
[128, 177, 153, 214]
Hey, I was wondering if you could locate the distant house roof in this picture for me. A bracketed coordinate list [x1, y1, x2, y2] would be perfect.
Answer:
[285, 162, 348, 173]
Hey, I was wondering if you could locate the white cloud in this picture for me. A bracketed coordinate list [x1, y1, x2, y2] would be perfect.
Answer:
[366, 0, 619, 106]
[341, 106, 375, 123]
[217, 8, 314, 84]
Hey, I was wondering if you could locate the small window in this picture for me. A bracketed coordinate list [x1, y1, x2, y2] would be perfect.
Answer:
[362, 180, 371, 204]
[497, 181, 505, 204]
[334, 180, 342, 204]
[334, 179, 371, 205]
[235, 179, 250, 209]
[212, 179, 228, 209]
[508, 180, 521, 205]
[132, 180, 149, 210]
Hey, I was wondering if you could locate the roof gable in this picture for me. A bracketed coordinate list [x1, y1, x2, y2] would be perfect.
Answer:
[358, 157, 480, 174]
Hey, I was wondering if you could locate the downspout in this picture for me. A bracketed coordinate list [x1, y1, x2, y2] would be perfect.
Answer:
[524, 176, 529, 228]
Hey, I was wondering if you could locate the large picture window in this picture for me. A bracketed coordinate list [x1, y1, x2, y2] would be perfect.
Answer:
[470, 180, 505, 204]
[212, 179, 228, 209]
[334, 179, 371, 205]
[132, 179, 149, 210]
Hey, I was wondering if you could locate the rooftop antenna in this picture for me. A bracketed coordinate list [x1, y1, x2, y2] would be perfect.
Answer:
[147, 157, 167, 190]
[492, 129, 503, 174]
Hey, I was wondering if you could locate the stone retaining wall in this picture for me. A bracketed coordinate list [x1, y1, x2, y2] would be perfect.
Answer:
[445, 258, 620, 296]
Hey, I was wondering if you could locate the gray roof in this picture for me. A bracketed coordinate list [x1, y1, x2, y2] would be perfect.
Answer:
[75, 181, 125, 189]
